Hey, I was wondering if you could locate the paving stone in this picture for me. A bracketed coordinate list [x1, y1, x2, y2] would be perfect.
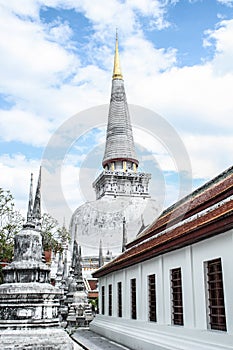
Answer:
[72, 328, 131, 350]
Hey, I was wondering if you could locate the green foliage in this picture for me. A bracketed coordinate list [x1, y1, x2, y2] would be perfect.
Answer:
[56, 224, 71, 247]
[89, 298, 98, 312]
[41, 213, 71, 253]
[41, 213, 59, 251]
[0, 188, 24, 261]
[0, 188, 71, 282]
[0, 188, 24, 283]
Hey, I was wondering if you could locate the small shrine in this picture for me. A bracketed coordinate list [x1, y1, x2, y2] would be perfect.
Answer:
[56, 240, 94, 328]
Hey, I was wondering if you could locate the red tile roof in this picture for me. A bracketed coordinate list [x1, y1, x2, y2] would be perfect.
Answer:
[129, 166, 233, 248]
[88, 291, 99, 298]
[88, 279, 98, 291]
[93, 166, 233, 278]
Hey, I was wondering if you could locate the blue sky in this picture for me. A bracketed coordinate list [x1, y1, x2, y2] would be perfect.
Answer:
[0, 0, 233, 222]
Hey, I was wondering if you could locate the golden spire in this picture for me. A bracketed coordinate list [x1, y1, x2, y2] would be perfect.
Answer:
[112, 30, 123, 80]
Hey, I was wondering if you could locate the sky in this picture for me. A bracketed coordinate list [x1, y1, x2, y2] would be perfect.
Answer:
[0, 0, 233, 224]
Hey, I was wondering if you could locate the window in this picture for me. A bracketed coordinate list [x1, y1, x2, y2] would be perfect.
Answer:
[118, 282, 122, 317]
[148, 274, 157, 322]
[131, 278, 137, 319]
[171, 268, 184, 326]
[108, 284, 112, 316]
[206, 258, 227, 331]
[101, 286, 105, 315]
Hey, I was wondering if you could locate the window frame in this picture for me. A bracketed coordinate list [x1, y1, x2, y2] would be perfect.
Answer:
[170, 267, 184, 326]
[131, 278, 137, 320]
[101, 285, 105, 315]
[148, 274, 157, 322]
[205, 258, 227, 332]
[117, 281, 122, 318]
[108, 284, 112, 316]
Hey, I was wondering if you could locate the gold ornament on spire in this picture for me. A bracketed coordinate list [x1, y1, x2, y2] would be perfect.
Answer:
[112, 31, 123, 80]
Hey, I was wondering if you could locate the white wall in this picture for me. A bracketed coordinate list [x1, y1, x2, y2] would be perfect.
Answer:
[96, 229, 233, 335]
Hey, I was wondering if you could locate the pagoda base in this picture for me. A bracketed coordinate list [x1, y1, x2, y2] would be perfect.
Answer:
[0, 327, 73, 350]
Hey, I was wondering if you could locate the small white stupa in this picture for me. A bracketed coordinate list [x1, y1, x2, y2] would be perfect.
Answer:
[0, 170, 73, 349]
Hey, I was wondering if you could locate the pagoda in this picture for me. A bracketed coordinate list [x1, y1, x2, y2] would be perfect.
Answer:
[93, 33, 151, 199]
[70, 34, 158, 256]
[0, 170, 73, 349]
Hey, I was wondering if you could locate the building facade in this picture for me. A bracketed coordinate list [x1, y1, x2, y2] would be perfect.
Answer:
[91, 166, 233, 350]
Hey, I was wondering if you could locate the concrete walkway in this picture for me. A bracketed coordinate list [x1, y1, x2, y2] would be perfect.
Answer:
[71, 328, 132, 350]
[72, 339, 86, 350]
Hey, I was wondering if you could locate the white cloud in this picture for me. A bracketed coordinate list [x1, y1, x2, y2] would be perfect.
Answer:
[0, 154, 40, 215]
[42, 162, 82, 223]
[134, 128, 177, 172]
[183, 134, 233, 180]
[0, 152, 83, 224]
[144, 64, 233, 131]
[0, 109, 51, 146]
[0, 0, 173, 147]
[204, 19, 233, 75]
[47, 20, 73, 44]
[0, 7, 77, 86]
[0, 3, 110, 145]
[0, 2, 82, 133]
[66, 0, 170, 34]
[0, 0, 40, 19]
[217, 0, 233, 7]
[123, 36, 177, 77]
[0, 0, 233, 219]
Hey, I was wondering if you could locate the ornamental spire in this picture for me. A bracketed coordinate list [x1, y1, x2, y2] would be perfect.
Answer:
[98, 239, 104, 268]
[122, 217, 127, 252]
[26, 173, 34, 225]
[73, 244, 82, 281]
[102, 34, 138, 170]
[32, 166, 41, 228]
[112, 30, 123, 80]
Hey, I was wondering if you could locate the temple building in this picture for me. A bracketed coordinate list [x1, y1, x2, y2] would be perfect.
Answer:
[91, 166, 233, 350]
[69, 34, 158, 257]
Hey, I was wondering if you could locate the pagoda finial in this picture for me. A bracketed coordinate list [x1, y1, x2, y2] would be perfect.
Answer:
[56, 251, 63, 284]
[112, 30, 123, 80]
[24, 173, 35, 228]
[62, 250, 68, 281]
[98, 239, 104, 267]
[74, 224, 78, 242]
[73, 244, 83, 280]
[33, 166, 41, 228]
[122, 217, 127, 252]
[27, 173, 33, 222]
